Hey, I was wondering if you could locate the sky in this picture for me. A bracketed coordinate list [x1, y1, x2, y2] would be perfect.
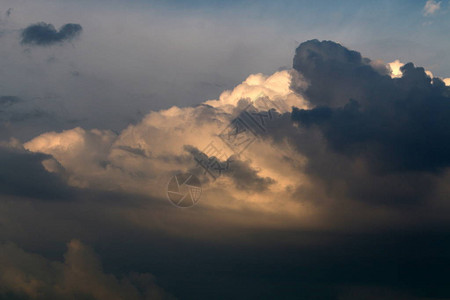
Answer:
[1, 0, 450, 299]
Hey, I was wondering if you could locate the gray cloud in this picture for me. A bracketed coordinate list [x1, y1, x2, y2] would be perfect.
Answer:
[21, 22, 82, 46]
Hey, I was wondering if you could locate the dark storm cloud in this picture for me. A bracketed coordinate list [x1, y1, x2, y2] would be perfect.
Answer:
[292, 39, 381, 108]
[292, 39, 450, 174]
[288, 40, 450, 205]
[291, 39, 440, 108]
[0, 146, 73, 200]
[21, 22, 82, 46]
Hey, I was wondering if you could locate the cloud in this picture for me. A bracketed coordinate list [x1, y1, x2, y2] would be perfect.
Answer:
[0, 239, 173, 300]
[292, 39, 384, 108]
[290, 40, 450, 208]
[21, 22, 82, 46]
[21, 42, 450, 220]
[24, 127, 118, 189]
[423, 0, 441, 16]
[2, 38, 450, 299]
[23, 71, 309, 213]
[2, 0, 450, 297]
[204, 70, 308, 113]
[14, 39, 450, 229]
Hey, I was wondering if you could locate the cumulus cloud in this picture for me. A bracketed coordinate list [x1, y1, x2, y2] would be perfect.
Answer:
[423, 0, 441, 16]
[2, 38, 450, 299]
[292, 39, 383, 108]
[21, 42, 450, 224]
[0, 239, 173, 300]
[204, 70, 308, 112]
[23, 70, 310, 215]
[21, 22, 82, 46]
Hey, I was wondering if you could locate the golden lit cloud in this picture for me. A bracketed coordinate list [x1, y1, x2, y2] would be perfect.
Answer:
[23, 70, 313, 217]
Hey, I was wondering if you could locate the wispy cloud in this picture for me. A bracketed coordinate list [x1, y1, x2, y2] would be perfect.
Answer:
[423, 0, 441, 16]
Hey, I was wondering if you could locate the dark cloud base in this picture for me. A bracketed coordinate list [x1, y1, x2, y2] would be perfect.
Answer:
[4, 219, 450, 300]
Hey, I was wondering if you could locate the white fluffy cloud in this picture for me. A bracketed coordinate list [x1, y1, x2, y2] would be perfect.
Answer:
[388, 60, 405, 78]
[204, 70, 308, 112]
